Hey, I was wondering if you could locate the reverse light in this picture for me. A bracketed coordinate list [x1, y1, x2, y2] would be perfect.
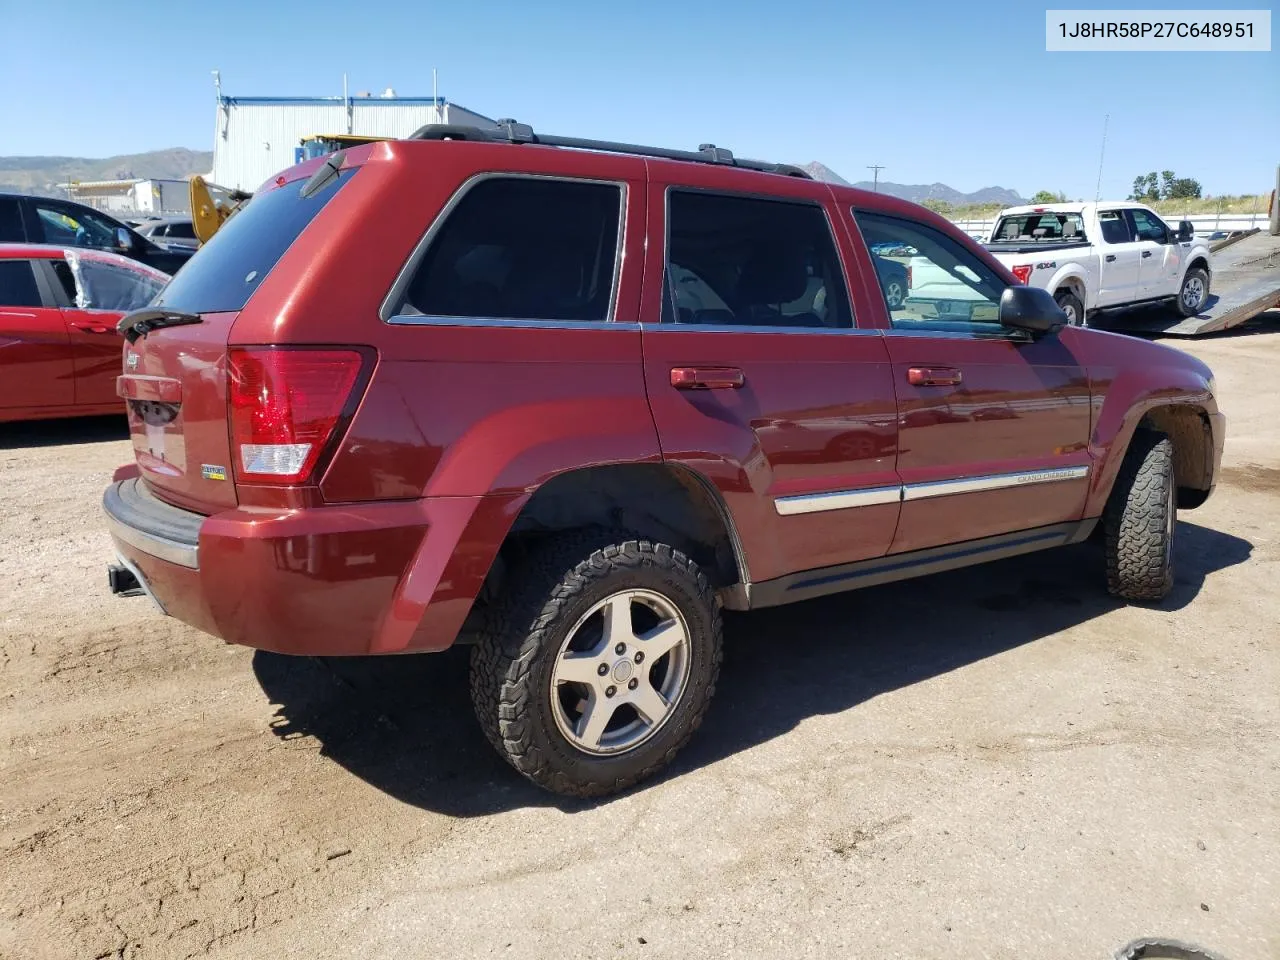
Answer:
[1010, 264, 1034, 285]
[228, 348, 366, 484]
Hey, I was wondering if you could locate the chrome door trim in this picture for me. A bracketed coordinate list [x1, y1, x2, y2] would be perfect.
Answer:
[903, 465, 1089, 501]
[774, 484, 902, 516]
[772, 465, 1090, 515]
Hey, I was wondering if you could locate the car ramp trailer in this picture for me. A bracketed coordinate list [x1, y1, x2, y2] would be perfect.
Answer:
[1108, 231, 1280, 337]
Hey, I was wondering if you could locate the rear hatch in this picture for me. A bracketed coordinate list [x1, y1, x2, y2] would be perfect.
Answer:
[120, 163, 358, 512]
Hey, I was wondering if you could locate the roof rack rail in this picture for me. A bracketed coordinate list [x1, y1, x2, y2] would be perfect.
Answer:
[404, 118, 813, 179]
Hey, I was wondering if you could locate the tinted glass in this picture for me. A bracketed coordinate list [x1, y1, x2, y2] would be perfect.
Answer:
[1097, 210, 1132, 244]
[0, 260, 42, 307]
[0, 198, 24, 242]
[155, 170, 356, 314]
[51, 260, 76, 302]
[1130, 209, 1168, 242]
[664, 191, 850, 329]
[402, 178, 621, 322]
[855, 211, 1007, 336]
[167, 222, 196, 239]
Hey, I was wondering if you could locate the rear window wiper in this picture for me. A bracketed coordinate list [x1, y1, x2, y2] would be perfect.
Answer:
[117, 308, 203, 344]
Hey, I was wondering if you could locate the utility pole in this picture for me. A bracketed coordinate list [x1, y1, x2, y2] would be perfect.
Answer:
[867, 164, 885, 191]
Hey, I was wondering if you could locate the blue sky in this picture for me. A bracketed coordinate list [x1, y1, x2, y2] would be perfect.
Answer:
[0, 0, 1275, 198]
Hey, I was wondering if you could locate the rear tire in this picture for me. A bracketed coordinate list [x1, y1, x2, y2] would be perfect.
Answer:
[1103, 430, 1176, 602]
[1176, 267, 1209, 317]
[470, 531, 722, 797]
[1055, 289, 1086, 327]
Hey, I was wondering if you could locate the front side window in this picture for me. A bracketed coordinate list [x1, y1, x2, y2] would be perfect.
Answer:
[855, 211, 1008, 336]
[664, 190, 851, 329]
[0, 260, 42, 307]
[167, 222, 196, 239]
[1097, 210, 1133, 244]
[65, 251, 167, 311]
[33, 202, 119, 249]
[1130, 209, 1169, 242]
[400, 177, 622, 322]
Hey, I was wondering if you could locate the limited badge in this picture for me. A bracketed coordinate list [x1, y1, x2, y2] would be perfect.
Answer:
[201, 464, 228, 481]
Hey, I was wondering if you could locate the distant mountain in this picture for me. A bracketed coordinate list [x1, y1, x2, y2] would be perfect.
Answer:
[801, 162, 1025, 206]
[801, 161, 851, 185]
[0, 148, 212, 196]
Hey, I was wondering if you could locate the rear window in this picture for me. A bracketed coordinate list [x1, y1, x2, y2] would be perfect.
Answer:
[992, 212, 1086, 242]
[154, 169, 355, 314]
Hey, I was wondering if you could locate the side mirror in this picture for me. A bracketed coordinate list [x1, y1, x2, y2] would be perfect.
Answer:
[998, 285, 1067, 335]
[115, 227, 135, 252]
[1177, 220, 1194, 242]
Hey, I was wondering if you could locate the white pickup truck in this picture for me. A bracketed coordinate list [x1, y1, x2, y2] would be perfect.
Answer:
[980, 202, 1212, 326]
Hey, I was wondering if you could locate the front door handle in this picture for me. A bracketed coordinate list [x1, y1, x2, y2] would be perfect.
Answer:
[907, 366, 963, 387]
[671, 366, 745, 390]
[1141, 251, 1153, 258]
[1105, 254, 1117, 262]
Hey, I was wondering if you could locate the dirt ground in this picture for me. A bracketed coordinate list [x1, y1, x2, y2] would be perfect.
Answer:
[1, 316, 1278, 960]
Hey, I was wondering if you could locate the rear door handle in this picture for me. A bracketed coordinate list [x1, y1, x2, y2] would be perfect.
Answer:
[1105, 254, 1117, 262]
[907, 366, 963, 387]
[670, 366, 745, 390]
[70, 320, 113, 333]
[1141, 251, 1152, 258]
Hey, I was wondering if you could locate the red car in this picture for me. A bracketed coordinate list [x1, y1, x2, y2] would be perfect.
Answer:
[103, 123, 1225, 797]
[1, 244, 167, 422]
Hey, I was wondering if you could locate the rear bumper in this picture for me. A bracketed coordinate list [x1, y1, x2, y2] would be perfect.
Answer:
[103, 478, 515, 656]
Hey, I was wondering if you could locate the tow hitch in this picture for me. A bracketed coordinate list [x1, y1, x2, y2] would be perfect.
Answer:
[107, 563, 141, 596]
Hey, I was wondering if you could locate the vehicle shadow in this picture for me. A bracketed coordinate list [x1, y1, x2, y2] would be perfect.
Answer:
[0, 415, 128, 449]
[252, 520, 1251, 817]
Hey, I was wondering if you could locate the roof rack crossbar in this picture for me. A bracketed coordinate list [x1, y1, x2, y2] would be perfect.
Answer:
[405, 120, 812, 179]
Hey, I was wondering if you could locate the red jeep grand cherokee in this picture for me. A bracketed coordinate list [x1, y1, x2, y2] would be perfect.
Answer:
[104, 122, 1225, 797]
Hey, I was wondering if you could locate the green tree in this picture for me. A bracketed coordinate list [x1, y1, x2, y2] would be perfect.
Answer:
[1167, 177, 1202, 200]
[921, 199, 953, 216]
[1030, 190, 1067, 203]
[1160, 170, 1176, 198]
[1129, 172, 1160, 202]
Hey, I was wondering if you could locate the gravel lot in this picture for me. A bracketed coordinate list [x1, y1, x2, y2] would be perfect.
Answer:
[1, 316, 1278, 960]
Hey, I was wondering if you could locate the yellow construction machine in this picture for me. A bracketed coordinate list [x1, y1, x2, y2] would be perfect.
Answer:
[189, 133, 388, 244]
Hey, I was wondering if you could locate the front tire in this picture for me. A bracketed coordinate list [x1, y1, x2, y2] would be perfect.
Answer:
[470, 532, 723, 797]
[1103, 430, 1176, 602]
[1176, 267, 1209, 317]
[1055, 289, 1086, 327]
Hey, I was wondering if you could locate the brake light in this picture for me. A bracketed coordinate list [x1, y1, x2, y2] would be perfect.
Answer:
[1010, 264, 1034, 285]
[228, 348, 366, 484]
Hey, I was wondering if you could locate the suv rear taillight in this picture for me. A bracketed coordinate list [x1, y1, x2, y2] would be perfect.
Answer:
[228, 348, 366, 485]
[1010, 264, 1034, 285]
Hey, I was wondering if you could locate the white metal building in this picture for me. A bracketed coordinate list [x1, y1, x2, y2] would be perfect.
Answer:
[60, 178, 192, 215]
[211, 92, 497, 191]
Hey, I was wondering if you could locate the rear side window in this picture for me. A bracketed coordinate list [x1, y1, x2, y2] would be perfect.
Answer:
[663, 190, 851, 329]
[397, 177, 622, 322]
[167, 222, 196, 239]
[1097, 210, 1132, 244]
[0, 198, 25, 242]
[0, 260, 42, 307]
[154, 169, 356, 314]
